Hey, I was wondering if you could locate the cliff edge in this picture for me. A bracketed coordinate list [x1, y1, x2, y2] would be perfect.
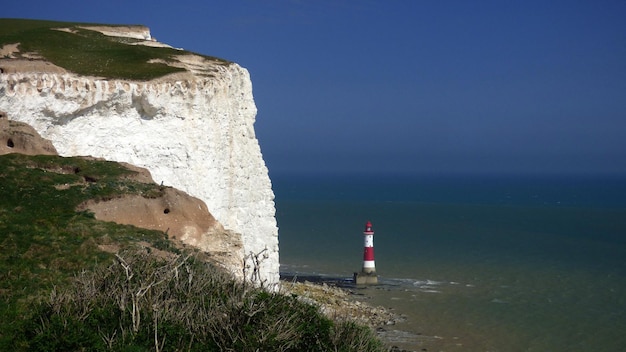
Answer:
[0, 20, 279, 286]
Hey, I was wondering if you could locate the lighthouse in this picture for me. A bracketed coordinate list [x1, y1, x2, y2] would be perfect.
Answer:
[354, 220, 378, 285]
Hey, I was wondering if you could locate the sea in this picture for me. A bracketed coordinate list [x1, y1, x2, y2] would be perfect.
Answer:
[273, 173, 626, 352]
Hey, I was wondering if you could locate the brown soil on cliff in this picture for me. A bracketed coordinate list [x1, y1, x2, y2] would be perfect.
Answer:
[77, 188, 244, 274]
[1, 42, 67, 73]
[0, 117, 58, 155]
[0, 58, 68, 74]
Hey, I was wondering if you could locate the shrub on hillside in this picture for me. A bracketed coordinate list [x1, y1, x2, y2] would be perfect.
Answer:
[16, 249, 385, 352]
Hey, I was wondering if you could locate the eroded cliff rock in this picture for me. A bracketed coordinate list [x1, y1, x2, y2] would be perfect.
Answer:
[0, 25, 279, 286]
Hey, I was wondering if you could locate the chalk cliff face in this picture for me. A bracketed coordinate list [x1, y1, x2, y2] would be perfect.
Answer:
[0, 27, 279, 286]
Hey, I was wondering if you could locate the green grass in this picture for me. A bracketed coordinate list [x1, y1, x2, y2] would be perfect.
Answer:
[0, 154, 186, 346]
[0, 154, 173, 337]
[0, 18, 230, 80]
[0, 154, 386, 351]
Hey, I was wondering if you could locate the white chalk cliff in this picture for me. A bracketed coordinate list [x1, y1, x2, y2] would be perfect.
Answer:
[0, 26, 279, 286]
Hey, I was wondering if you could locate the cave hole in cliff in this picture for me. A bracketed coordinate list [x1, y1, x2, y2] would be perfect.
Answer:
[163, 208, 170, 214]
[74, 167, 81, 174]
[6, 139, 14, 148]
[83, 175, 97, 183]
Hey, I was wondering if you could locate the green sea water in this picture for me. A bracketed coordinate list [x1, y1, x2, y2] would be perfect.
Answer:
[274, 175, 626, 351]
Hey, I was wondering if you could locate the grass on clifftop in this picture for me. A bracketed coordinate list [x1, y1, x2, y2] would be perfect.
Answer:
[0, 18, 230, 80]
[0, 154, 385, 351]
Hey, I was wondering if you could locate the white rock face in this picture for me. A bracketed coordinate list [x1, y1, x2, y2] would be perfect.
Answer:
[0, 61, 279, 286]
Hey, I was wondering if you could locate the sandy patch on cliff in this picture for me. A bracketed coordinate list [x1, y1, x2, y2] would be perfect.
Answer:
[79, 188, 219, 238]
[0, 43, 20, 58]
[0, 58, 67, 74]
[79, 25, 150, 39]
[78, 188, 244, 276]
[148, 54, 223, 79]
[0, 44, 59, 73]
[53, 27, 77, 34]
[0, 118, 58, 155]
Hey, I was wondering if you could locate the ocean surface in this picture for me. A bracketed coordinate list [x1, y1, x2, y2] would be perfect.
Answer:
[273, 174, 626, 352]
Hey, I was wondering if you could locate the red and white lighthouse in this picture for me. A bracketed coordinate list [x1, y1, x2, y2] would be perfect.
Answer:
[354, 220, 378, 284]
[362, 220, 376, 274]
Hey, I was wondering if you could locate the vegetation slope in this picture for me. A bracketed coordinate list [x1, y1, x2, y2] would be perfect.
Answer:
[0, 153, 384, 351]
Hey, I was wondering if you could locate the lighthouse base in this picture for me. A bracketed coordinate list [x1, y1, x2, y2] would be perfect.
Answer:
[353, 272, 378, 285]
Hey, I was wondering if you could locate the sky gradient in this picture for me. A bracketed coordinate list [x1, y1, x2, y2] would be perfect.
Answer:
[5, 1, 626, 176]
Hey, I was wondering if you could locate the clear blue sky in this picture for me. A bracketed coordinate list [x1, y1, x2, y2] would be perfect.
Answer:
[5, 1, 626, 176]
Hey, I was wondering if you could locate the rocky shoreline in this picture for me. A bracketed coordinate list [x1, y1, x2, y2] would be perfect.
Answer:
[280, 274, 420, 352]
